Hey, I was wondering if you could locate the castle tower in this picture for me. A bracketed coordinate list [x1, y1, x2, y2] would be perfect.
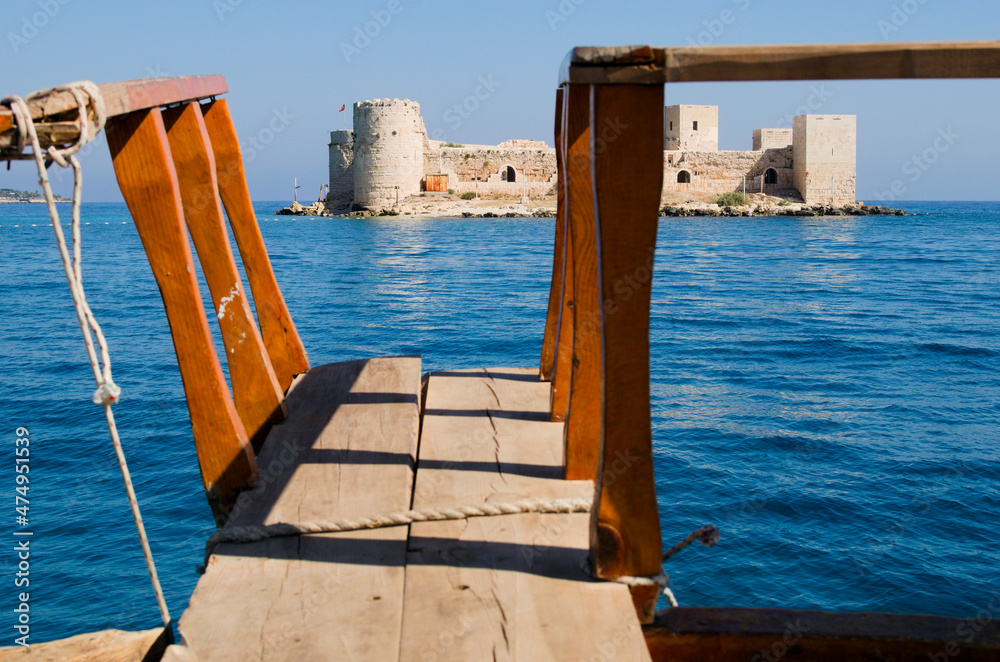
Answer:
[328, 130, 354, 210]
[352, 99, 427, 209]
[792, 115, 857, 205]
[664, 105, 718, 151]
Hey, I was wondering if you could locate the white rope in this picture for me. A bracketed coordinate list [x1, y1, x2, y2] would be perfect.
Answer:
[200, 496, 714, 607]
[201, 497, 593, 569]
[2, 84, 170, 628]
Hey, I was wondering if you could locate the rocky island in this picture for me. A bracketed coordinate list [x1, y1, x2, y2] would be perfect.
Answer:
[276, 98, 905, 218]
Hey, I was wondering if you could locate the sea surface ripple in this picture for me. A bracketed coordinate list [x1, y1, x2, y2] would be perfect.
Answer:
[0, 200, 997, 640]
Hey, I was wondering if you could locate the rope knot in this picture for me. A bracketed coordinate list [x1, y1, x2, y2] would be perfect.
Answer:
[93, 380, 121, 405]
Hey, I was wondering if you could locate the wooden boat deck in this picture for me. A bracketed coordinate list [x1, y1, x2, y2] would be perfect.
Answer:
[171, 358, 649, 661]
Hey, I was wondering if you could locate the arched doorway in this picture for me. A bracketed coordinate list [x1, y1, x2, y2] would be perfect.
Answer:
[502, 165, 516, 183]
[764, 168, 778, 185]
[677, 170, 691, 184]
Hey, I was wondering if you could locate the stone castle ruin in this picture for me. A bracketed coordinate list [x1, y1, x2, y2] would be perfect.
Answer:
[328, 99, 856, 210]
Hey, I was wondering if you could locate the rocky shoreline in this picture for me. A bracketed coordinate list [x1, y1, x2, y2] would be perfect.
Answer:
[661, 202, 906, 217]
[276, 193, 906, 219]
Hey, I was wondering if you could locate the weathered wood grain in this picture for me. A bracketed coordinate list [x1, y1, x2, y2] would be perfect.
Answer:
[560, 41, 1000, 85]
[589, 85, 665, 622]
[550, 221, 574, 422]
[107, 108, 256, 523]
[162, 102, 286, 454]
[399, 368, 651, 661]
[202, 99, 309, 392]
[2, 75, 227, 150]
[644, 607, 1000, 661]
[178, 357, 421, 662]
[539, 88, 565, 383]
[563, 84, 601, 482]
[0, 628, 170, 662]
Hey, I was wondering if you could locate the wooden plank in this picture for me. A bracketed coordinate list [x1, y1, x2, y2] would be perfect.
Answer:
[2, 76, 228, 150]
[163, 102, 286, 453]
[399, 368, 651, 661]
[202, 99, 309, 391]
[560, 41, 1000, 85]
[589, 85, 664, 622]
[0, 628, 170, 662]
[178, 357, 421, 662]
[644, 607, 1000, 661]
[563, 83, 601, 481]
[107, 108, 256, 524]
[538, 88, 565, 382]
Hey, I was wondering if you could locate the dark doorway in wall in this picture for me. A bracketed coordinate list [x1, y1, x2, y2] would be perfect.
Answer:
[677, 170, 691, 184]
[765, 168, 778, 185]
[503, 166, 516, 183]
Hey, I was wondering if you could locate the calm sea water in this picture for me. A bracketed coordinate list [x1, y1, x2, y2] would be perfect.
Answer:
[1, 201, 998, 642]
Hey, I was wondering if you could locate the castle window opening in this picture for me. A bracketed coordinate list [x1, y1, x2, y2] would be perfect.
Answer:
[669, 121, 673, 130]
[693, 121, 698, 131]
[677, 170, 691, 184]
[764, 168, 778, 185]
[502, 166, 516, 183]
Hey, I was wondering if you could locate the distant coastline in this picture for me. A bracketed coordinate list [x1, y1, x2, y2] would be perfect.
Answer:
[0, 187, 71, 203]
[0, 199, 72, 203]
[275, 192, 906, 219]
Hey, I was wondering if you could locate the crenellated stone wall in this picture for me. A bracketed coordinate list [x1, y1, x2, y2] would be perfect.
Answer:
[664, 148, 794, 196]
[753, 128, 794, 151]
[352, 99, 426, 208]
[793, 115, 856, 205]
[665, 105, 719, 151]
[424, 142, 557, 195]
[328, 99, 857, 209]
[328, 130, 354, 209]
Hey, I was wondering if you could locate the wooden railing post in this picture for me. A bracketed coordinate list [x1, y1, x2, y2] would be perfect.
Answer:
[162, 102, 287, 454]
[107, 108, 258, 525]
[549, 89, 574, 422]
[201, 99, 309, 392]
[549, 197, 574, 422]
[587, 83, 665, 623]
[539, 88, 565, 382]
[563, 83, 601, 480]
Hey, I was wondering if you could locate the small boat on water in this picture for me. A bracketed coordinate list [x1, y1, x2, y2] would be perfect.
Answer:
[2, 40, 999, 661]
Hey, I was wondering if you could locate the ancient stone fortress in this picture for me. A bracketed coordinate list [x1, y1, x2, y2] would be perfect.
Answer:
[328, 99, 857, 210]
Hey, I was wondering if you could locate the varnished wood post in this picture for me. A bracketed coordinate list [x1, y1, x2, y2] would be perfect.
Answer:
[107, 108, 258, 524]
[587, 84, 665, 623]
[201, 99, 309, 392]
[539, 88, 565, 382]
[549, 187, 574, 422]
[162, 102, 287, 454]
[563, 83, 601, 480]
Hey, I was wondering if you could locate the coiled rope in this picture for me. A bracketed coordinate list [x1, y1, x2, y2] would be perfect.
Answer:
[201, 496, 719, 605]
[2, 83, 170, 628]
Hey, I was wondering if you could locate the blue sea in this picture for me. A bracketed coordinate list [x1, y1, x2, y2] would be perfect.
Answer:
[1, 201, 998, 643]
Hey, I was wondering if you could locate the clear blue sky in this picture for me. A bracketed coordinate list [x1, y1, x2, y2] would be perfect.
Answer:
[3, 0, 998, 202]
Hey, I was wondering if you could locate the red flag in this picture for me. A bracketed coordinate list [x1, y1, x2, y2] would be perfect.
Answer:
[339, 104, 346, 112]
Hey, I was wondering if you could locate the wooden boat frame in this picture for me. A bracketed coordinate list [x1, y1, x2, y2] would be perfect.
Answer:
[3, 40, 999, 661]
